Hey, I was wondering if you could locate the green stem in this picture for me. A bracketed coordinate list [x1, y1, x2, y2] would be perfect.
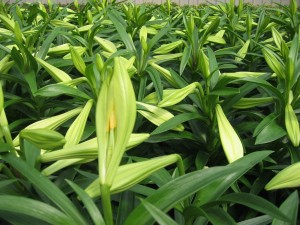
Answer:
[101, 184, 114, 225]
[1, 111, 16, 155]
[196, 83, 209, 116]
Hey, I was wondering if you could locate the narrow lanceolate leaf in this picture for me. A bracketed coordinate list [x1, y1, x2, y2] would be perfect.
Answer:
[124, 151, 271, 225]
[143, 82, 198, 107]
[271, 27, 288, 59]
[141, 200, 179, 225]
[0, 195, 75, 225]
[285, 104, 300, 147]
[216, 104, 244, 163]
[265, 162, 300, 190]
[85, 154, 180, 198]
[137, 102, 184, 131]
[35, 57, 72, 82]
[3, 154, 87, 225]
[262, 48, 285, 79]
[70, 46, 86, 76]
[94, 36, 117, 53]
[272, 191, 298, 225]
[67, 181, 105, 225]
[218, 193, 290, 222]
[96, 57, 136, 186]
[13, 108, 82, 146]
[235, 40, 250, 62]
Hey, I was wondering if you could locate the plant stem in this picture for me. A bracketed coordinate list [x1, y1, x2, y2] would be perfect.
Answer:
[101, 184, 114, 225]
[1, 111, 16, 155]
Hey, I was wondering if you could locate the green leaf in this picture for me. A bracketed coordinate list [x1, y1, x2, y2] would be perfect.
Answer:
[66, 180, 105, 225]
[147, 67, 163, 102]
[148, 18, 179, 51]
[253, 114, 278, 137]
[151, 113, 203, 135]
[217, 193, 290, 223]
[183, 206, 236, 225]
[272, 191, 298, 225]
[0, 195, 75, 225]
[35, 84, 91, 99]
[24, 70, 37, 94]
[254, 114, 286, 145]
[0, 142, 15, 153]
[207, 46, 220, 89]
[2, 153, 87, 225]
[36, 28, 66, 59]
[124, 151, 272, 225]
[194, 151, 272, 206]
[116, 191, 135, 225]
[0, 179, 16, 189]
[107, 9, 135, 53]
[180, 46, 191, 75]
[237, 215, 272, 225]
[141, 200, 179, 225]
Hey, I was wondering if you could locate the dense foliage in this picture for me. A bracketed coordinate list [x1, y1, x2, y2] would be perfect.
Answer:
[0, 0, 299, 224]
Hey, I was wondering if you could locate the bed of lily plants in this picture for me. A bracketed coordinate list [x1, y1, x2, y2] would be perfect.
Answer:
[0, 0, 299, 224]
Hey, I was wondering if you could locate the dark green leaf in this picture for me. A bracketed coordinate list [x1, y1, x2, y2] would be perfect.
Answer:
[180, 46, 191, 75]
[0, 179, 16, 189]
[255, 124, 286, 145]
[0, 195, 74, 225]
[107, 9, 135, 53]
[272, 191, 299, 225]
[116, 191, 135, 225]
[124, 151, 272, 225]
[151, 113, 203, 135]
[183, 206, 237, 225]
[142, 200, 179, 225]
[207, 46, 220, 89]
[35, 84, 91, 100]
[194, 151, 272, 206]
[237, 215, 272, 225]
[217, 193, 290, 222]
[66, 180, 105, 225]
[2, 153, 87, 225]
[147, 67, 163, 102]
[0, 143, 15, 153]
